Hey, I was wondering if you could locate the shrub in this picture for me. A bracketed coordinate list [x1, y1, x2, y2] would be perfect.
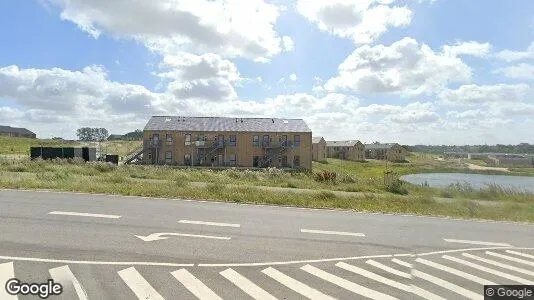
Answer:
[386, 179, 408, 195]
[313, 170, 337, 182]
[207, 183, 225, 194]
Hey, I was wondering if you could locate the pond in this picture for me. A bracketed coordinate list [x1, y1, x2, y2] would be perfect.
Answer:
[400, 173, 534, 193]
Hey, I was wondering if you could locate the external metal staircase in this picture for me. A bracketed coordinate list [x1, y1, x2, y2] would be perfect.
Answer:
[123, 144, 146, 164]
[261, 140, 293, 168]
[198, 140, 225, 165]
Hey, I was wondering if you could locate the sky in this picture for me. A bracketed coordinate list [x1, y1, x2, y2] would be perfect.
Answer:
[1, 0, 534, 145]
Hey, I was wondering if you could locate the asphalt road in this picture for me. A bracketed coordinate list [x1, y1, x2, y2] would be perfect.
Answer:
[0, 189, 533, 299]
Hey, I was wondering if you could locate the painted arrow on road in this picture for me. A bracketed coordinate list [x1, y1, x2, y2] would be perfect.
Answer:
[135, 232, 231, 242]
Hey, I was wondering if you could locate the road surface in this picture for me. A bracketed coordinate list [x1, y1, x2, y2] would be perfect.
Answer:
[0, 189, 533, 299]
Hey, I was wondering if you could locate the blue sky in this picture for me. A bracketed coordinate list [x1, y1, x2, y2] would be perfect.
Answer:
[1, 0, 533, 144]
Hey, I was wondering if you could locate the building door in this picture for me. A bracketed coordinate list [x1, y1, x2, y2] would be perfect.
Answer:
[218, 154, 223, 166]
[262, 135, 270, 147]
[281, 155, 288, 167]
[253, 156, 259, 167]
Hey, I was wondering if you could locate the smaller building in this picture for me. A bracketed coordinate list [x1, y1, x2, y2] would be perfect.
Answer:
[364, 143, 406, 162]
[0, 125, 36, 138]
[312, 137, 327, 162]
[488, 154, 534, 167]
[326, 140, 365, 161]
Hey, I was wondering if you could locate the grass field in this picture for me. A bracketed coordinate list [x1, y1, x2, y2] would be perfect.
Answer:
[0, 148, 533, 221]
[1, 137, 533, 222]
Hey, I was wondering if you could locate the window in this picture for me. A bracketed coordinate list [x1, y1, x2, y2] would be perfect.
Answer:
[294, 135, 300, 147]
[229, 154, 236, 166]
[152, 133, 159, 146]
[229, 135, 236, 147]
[185, 133, 191, 145]
[293, 155, 300, 167]
[166, 133, 172, 144]
[263, 135, 270, 147]
[253, 156, 260, 167]
[184, 154, 191, 165]
[253, 136, 260, 147]
[165, 151, 172, 164]
[197, 134, 205, 141]
[280, 135, 288, 146]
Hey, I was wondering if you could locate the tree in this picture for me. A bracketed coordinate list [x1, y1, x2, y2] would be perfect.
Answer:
[76, 127, 109, 141]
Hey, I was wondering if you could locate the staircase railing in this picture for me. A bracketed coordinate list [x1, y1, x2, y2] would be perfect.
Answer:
[198, 140, 225, 165]
[123, 145, 145, 164]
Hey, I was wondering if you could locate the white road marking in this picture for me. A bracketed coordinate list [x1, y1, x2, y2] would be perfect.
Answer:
[443, 238, 512, 247]
[505, 250, 534, 261]
[220, 268, 277, 300]
[366, 259, 411, 279]
[171, 269, 222, 300]
[462, 253, 534, 277]
[415, 258, 495, 285]
[337, 262, 444, 300]
[300, 229, 365, 237]
[0, 262, 18, 300]
[178, 220, 241, 228]
[417, 246, 514, 256]
[118, 267, 165, 300]
[135, 232, 231, 242]
[198, 254, 396, 267]
[486, 251, 534, 267]
[301, 264, 396, 300]
[261, 267, 335, 300]
[391, 258, 413, 268]
[49, 265, 88, 300]
[443, 255, 534, 285]
[0, 255, 193, 267]
[48, 211, 121, 219]
[412, 269, 482, 300]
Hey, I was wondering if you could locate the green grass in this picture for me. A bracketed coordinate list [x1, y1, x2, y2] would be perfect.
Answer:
[1, 137, 533, 221]
[0, 156, 533, 222]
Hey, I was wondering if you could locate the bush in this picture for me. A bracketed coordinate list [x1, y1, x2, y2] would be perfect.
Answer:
[313, 170, 337, 182]
[386, 180, 408, 195]
[439, 189, 454, 198]
[283, 181, 298, 188]
[92, 162, 116, 173]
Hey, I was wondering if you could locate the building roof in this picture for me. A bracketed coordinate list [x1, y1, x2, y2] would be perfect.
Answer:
[144, 116, 312, 133]
[0, 125, 35, 135]
[364, 143, 399, 150]
[312, 137, 325, 144]
[326, 140, 361, 147]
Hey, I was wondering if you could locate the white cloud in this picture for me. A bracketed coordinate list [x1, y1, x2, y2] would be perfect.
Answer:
[443, 41, 492, 57]
[296, 0, 412, 44]
[494, 63, 534, 80]
[325, 37, 472, 95]
[289, 73, 298, 81]
[439, 83, 531, 106]
[496, 42, 534, 62]
[46, 0, 288, 61]
[157, 52, 240, 101]
[282, 36, 294, 52]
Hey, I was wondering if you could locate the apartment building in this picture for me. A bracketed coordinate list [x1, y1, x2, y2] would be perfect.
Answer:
[138, 116, 312, 170]
[312, 137, 327, 162]
[364, 143, 406, 162]
[326, 140, 365, 161]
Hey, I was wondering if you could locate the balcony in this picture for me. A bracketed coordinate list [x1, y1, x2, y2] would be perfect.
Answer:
[145, 139, 161, 148]
[195, 140, 225, 149]
[262, 140, 294, 149]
